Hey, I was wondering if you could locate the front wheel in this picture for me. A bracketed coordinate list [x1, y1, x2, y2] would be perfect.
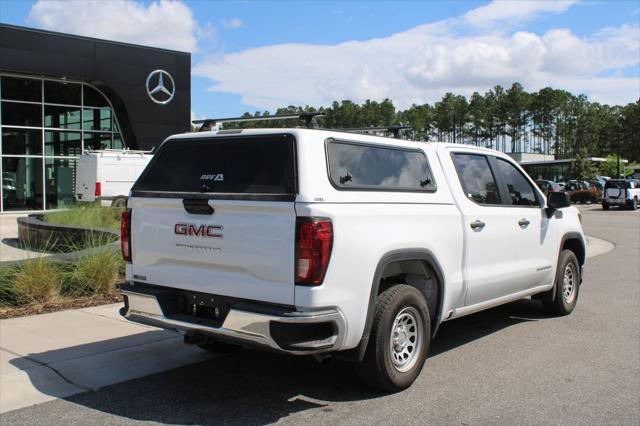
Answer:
[543, 250, 580, 316]
[357, 284, 430, 392]
[630, 198, 638, 210]
[602, 202, 609, 210]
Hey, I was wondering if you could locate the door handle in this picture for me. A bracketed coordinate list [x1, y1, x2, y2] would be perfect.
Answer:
[470, 220, 486, 230]
[518, 218, 530, 227]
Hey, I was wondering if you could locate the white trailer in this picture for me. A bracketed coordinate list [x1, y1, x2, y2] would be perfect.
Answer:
[75, 149, 153, 207]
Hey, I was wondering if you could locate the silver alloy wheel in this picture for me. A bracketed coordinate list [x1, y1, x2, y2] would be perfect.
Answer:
[389, 306, 422, 372]
[562, 264, 576, 304]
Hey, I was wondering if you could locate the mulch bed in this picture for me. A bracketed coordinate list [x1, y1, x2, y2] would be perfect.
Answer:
[0, 294, 123, 319]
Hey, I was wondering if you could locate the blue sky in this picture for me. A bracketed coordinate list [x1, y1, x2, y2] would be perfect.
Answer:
[1, 0, 639, 119]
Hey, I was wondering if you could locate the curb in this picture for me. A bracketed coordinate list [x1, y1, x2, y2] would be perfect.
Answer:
[585, 235, 615, 259]
[1, 215, 120, 266]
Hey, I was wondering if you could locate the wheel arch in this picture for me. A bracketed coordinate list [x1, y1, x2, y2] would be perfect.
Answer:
[561, 232, 586, 267]
[339, 249, 446, 362]
[534, 232, 586, 303]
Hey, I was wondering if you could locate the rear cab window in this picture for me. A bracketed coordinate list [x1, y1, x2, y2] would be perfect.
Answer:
[132, 134, 296, 200]
[326, 139, 436, 192]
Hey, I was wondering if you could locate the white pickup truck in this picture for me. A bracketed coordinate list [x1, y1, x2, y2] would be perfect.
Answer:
[119, 128, 586, 391]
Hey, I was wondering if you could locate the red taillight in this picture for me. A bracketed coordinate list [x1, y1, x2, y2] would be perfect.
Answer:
[95, 182, 102, 197]
[295, 218, 333, 286]
[121, 209, 132, 262]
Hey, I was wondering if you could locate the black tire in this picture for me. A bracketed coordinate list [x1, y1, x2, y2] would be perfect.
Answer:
[543, 250, 580, 316]
[602, 202, 609, 210]
[631, 198, 638, 211]
[111, 197, 127, 208]
[357, 284, 430, 392]
[197, 341, 242, 354]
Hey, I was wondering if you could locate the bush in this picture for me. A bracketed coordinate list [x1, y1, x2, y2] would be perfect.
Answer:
[10, 257, 61, 305]
[0, 264, 19, 307]
[64, 248, 120, 297]
[44, 204, 122, 229]
[61, 231, 123, 297]
[569, 189, 601, 204]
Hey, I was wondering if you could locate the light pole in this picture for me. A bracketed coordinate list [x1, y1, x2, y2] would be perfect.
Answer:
[616, 136, 621, 178]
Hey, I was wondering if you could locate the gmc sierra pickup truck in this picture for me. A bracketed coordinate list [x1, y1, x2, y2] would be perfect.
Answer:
[119, 128, 586, 391]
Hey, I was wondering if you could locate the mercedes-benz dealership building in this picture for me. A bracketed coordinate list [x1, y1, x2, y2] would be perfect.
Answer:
[0, 24, 190, 212]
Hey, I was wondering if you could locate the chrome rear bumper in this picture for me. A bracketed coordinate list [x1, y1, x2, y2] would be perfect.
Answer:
[120, 286, 346, 355]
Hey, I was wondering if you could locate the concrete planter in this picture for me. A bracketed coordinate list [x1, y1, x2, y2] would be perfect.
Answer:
[17, 214, 119, 254]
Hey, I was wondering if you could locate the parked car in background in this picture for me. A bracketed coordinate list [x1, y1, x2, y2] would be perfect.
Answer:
[565, 180, 601, 204]
[75, 149, 153, 207]
[566, 180, 591, 192]
[590, 180, 604, 191]
[536, 180, 561, 195]
[602, 179, 640, 210]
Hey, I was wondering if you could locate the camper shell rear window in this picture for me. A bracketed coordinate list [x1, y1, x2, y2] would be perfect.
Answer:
[131, 134, 297, 200]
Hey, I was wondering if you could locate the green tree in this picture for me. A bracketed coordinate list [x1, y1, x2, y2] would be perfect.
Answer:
[467, 92, 485, 146]
[504, 83, 528, 153]
[571, 148, 596, 180]
[216, 84, 637, 161]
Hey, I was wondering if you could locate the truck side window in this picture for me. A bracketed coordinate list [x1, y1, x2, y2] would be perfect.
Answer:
[452, 153, 501, 205]
[495, 158, 539, 206]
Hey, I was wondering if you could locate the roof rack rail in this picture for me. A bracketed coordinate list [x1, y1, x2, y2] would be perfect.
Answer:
[84, 147, 155, 154]
[193, 112, 325, 132]
[337, 125, 412, 139]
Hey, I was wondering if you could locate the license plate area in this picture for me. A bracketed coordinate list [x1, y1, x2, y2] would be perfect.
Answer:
[172, 290, 236, 327]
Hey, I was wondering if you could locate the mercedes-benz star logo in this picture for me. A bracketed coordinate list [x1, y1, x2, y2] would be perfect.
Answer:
[146, 69, 175, 105]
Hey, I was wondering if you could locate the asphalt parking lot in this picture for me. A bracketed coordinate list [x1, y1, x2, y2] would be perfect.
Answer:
[1, 205, 638, 425]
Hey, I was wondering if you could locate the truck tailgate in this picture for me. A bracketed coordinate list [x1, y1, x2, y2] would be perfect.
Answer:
[129, 197, 296, 305]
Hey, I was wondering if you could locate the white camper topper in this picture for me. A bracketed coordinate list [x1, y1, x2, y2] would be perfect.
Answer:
[75, 149, 152, 207]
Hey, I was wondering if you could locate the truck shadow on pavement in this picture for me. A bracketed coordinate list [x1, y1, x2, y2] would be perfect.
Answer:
[11, 299, 550, 424]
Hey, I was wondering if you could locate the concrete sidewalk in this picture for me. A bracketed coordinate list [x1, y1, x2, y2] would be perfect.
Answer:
[0, 304, 214, 414]
[0, 213, 48, 262]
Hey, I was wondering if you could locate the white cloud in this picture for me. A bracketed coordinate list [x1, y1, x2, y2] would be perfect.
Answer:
[461, 0, 576, 29]
[223, 18, 243, 29]
[28, 0, 199, 52]
[194, 1, 640, 109]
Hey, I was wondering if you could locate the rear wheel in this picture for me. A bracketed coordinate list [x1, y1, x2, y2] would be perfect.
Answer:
[602, 202, 609, 210]
[543, 250, 580, 316]
[357, 284, 430, 392]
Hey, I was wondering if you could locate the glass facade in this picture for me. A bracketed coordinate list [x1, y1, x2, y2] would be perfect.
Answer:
[0, 74, 125, 211]
[522, 162, 572, 182]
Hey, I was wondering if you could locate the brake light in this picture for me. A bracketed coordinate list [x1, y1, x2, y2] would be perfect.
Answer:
[295, 218, 333, 285]
[121, 209, 132, 262]
[95, 182, 102, 197]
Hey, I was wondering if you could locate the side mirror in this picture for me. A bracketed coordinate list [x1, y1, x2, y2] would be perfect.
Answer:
[546, 192, 571, 217]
